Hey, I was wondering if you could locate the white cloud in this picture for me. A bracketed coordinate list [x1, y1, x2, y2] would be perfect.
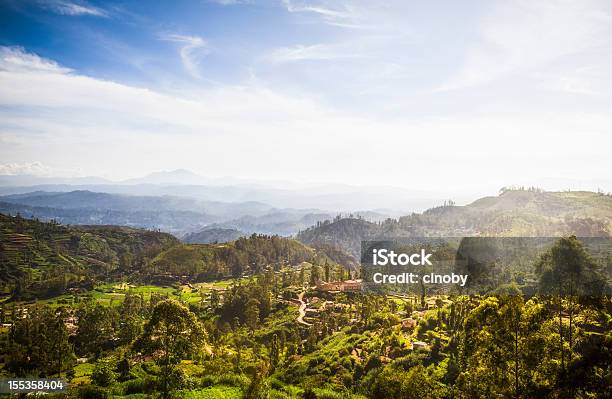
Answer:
[0, 162, 52, 176]
[0, 46, 71, 73]
[280, 0, 414, 31]
[161, 34, 209, 79]
[41, 0, 108, 17]
[0, 47, 611, 193]
[441, 0, 612, 90]
[267, 43, 363, 63]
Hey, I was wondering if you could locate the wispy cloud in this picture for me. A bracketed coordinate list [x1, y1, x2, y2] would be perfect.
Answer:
[438, 0, 612, 91]
[267, 43, 363, 63]
[40, 0, 109, 17]
[281, 0, 366, 29]
[161, 34, 209, 79]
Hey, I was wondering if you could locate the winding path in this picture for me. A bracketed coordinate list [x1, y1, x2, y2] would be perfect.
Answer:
[296, 291, 312, 326]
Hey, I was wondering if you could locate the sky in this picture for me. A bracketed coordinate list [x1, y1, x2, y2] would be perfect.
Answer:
[0, 0, 611, 197]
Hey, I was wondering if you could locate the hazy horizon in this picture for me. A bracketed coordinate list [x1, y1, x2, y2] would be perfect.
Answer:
[1, 0, 612, 197]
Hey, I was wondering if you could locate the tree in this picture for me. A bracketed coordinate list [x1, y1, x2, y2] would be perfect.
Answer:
[133, 299, 206, 399]
[91, 360, 116, 387]
[209, 289, 220, 310]
[75, 304, 117, 357]
[371, 365, 443, 399]
[535, 236, 605, 372]
[244, 362, 270, 399]
[118, 314, 143, 345]
[244, 298, 261, 332]
[269, 334, 280, 370]
[7, 304, 75, 377]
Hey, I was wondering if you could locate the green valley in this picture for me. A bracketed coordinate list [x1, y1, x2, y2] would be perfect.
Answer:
[0, 189, 610, 399]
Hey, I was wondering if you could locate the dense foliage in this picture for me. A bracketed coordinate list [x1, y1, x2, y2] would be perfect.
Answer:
[0, 210, 610, 399]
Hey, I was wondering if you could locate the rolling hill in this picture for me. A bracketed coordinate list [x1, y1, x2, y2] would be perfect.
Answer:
[182, 227, 247, 244]
[297, 189, 612, 257]
[0, 213, 351, 299]
[0, 213, 179, 299]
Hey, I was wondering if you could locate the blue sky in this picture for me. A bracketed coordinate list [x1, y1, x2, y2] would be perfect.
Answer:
[1, 0, 611, 196]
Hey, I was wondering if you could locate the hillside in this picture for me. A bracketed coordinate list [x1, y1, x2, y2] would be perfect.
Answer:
[0, 213, 178, 299]
[0, 214, 351, 299]
[298, 189, 612, 257]
[182, 227, 247, 244]
[147, 234, 318, 282]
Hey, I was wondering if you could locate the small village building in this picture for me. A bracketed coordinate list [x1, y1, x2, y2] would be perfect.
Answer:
[401, 317, 417, 330]
[317, 279, 362, 292]
[412, 341, 429, 350]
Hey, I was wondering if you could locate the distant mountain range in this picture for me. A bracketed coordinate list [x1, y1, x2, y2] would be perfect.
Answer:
[0, 190, 383, 238]
[0, 169, 413, 238]
[0, 169, 449, 212]
[297, 189, 612, 258]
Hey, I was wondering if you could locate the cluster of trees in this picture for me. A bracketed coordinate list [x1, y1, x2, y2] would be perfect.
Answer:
[4, 291, 158, 373]
[148, 234, 332, 280]
[4, 293, 204, 399]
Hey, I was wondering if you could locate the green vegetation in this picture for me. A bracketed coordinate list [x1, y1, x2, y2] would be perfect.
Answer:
[298, 189, 612, 257]
[0, 213, 178, 299]
[0, 214, 346, 301]
[0, 209, 611, 398]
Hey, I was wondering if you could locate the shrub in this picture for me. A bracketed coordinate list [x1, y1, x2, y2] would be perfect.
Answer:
[303, 388, 317, 399]
[268, 377, 285, 390]
[269, 390, 292, 399]
[216, 372, 250, 387]
[123, 376, 157, 395]
[91, 361, 116, 387]
[200, 375, 217, 387]
[168, 367, 195, 391]
[78, 385, 108, 399]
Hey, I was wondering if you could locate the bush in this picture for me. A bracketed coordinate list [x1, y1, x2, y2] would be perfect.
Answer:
[91, 361, 116, 387]
[313, 389, 351, 399]
[269, 390, 292, 399]
[168, 367, 195, 391]
[244, 373, 270, 399]
[123, 376, 157, 395]
[216, 372, 250, 388]
[268, 377, 285, 390]
[200, 375, 217, 387]
[303, 388, 317, 399]
[78, 385, 108, 399]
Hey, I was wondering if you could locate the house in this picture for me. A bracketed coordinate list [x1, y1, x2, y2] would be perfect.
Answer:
[412, 341, 429, 350]
[317, 279, 363, 292]
[401, 318, 417, 330]
[342, 279, 363, 292]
